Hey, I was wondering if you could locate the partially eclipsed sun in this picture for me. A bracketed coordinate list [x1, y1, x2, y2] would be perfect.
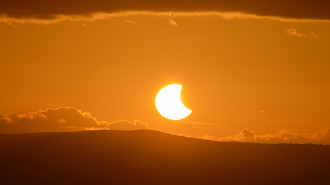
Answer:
[155, 84, 192, 120]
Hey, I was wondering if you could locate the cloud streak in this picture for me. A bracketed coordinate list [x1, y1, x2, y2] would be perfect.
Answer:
[0, 107, 148, 134]
[1, 0, 330, 21]
[220, 128, 330, 145]
[169, 19, 178, 26]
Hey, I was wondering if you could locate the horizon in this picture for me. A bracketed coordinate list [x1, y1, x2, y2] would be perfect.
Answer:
[1, 106, 329, 145]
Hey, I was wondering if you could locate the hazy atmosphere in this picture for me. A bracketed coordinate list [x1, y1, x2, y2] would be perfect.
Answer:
[1, 1, 330, 184]
[1, 8, 329, 143]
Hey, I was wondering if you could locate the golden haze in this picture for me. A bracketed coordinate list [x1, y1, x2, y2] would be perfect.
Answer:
[0, 12, 329, 139]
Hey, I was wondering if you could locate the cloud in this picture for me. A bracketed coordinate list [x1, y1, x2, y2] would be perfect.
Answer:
[284, 27, 306, 38]
[0, 107, 148, 134]
[220, 128, 330, 145]
[0, 0, 330, 21]
[169, 19, 178, 26]
[284, 27, 322, 39]
[124, 19, 136, 24]
[201, 135, 215, 141]
[310, 32, 320, 39]
[109, 120, 148, 130]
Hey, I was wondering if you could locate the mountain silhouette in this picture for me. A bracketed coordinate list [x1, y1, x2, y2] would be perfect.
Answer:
[0, 130, 329, 185]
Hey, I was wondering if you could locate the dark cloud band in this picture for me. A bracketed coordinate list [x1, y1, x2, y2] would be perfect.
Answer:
[1, 0, 330, 20]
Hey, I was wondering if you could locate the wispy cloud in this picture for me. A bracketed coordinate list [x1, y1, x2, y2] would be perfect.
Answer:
[310, 32, 320, 39]
[284, 27, 306, 38]
[124, 19, 136, 24]
[169, 19, 178, 26]
[220, 128, 330, 145]
[284, 27, 322, 39]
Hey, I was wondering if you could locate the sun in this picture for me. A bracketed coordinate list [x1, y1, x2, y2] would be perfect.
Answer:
[155, 84, 192, 120]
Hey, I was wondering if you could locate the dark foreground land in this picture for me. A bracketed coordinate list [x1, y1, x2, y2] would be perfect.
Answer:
[0, 130, 329, 185]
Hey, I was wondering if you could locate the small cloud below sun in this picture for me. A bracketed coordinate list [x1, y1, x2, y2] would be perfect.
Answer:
[169, 19, 178, 26]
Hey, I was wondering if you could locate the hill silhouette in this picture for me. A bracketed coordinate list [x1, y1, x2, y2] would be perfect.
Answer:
[0, 130, 329, 185]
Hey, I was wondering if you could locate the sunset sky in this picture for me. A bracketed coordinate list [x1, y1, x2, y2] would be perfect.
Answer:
[1, 0, 329, 144]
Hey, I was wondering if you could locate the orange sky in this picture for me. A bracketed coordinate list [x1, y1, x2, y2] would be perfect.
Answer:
[0, 11, 329, 140]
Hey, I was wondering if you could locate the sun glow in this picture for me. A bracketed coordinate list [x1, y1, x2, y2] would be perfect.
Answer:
[155, 84, 192, 120]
